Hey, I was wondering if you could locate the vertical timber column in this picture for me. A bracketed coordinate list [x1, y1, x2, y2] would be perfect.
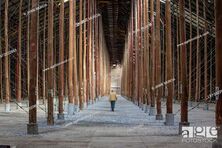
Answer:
[99, 17, 103, 97]
[142, 0, 147, 112]
[155, 0, 163, 120]
[68, 0, 74, 115]
[179, 0, 189, 134]
[86, 0, 90, 104]
[83, 0, 87, 107]
[16, 0, 23, 107]
[176, 4, 181, 101]
[203, 0, 209, 110]
[92, 0, 96, 102]
[188, 0, 193, 106]
[58, 0, 65, 120]
[79, 0, 83, 110]
[129, 22, 133, 100]
[73, 0, 79, 112]
[93, 0, 96, 101]
[27, 0, 30, 101]
[135, 0, 139, 105]
[213, 0, 222, 147]
[137, 0, 141, 107]
[42, 8, 46, 104]
[143, 0, 149, 112]
[138, 0, 143, 108]
[145, 0, 150, 109]
[27, 0, 38, 134]
[195, 0, 200, 102]
[95, 0, 100, 101]
[130, 0, 135, 102]
[4, 0, 10, 112]
[47, 0, 54, 125]
[89, 0, 93, 103]
[149, 0, 156, 116]
[0, 0, 2, 103]
[36, 3, 39, 106]
[165, 0, 174, 125]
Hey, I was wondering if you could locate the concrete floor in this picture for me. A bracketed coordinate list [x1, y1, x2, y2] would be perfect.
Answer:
[0, 96, 216, 148]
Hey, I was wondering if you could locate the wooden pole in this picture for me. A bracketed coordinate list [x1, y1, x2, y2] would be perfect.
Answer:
[89, 0, 92, 103]
[27, 0, 38, 134]
[130, 0, 134, 102]
[204, 0, 208, 107]
[138, 0, 143, 108]
[73, 0, 79, 111]
[79, 0, 83, 110]
[0, 0, 2, 103]
[142, 0, 148, 112]
[27, 0, 30, 100]
[4, 0, 10, 112]
[68, 0, 74, 114]
[165, 0, 174, 125]
[195, 0, 200, 102]
[155, 0, 162, 120]
[86, 0, 90, 104]
[95, 0, 100, 100]
[36, 0, 39, 105]
[92, 0, 96, 101]
[176, 3, 181, 101]
[188, 0, 193, 105]
[83, 0, 87, 107]
[47, 0, 54, 125]
[42, 8, 46, 105]
[149, 0, 156, 115]
[58, 0, 65, 120]
[134, 0, 139, 105]
[215, 0, 222, 130]
[99, 17, 103, 97]
[16, 0, 23, 105]
[213, 1, 222, 147]
[179, 0, 189, 134]
[146, 0, 150, 107]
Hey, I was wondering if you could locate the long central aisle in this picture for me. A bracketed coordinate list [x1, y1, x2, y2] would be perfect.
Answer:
[0, 96, 213, 148]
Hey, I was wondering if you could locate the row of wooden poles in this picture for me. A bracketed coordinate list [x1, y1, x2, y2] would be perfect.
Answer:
[0, 0, 111, 134]
[121, 0, 222, 135]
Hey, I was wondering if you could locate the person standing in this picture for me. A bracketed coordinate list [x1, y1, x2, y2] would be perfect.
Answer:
[109, 90, 117, 111]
